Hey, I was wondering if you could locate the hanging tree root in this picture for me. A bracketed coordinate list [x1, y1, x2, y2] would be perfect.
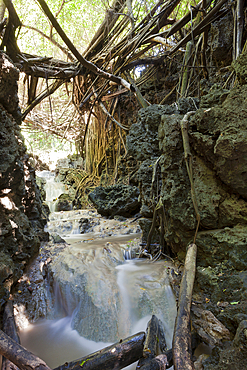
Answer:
[180, 111, 200, 242]
[172, 111, 201, 370]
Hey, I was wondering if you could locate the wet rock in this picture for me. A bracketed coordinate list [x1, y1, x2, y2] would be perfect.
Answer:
[36, 176, 46, 201]
[55, 193, 73, 212]
[88, 184, 140, 217]
[78, 217, 100, 233]
[28, 154, 50, 171]
[49, 233, 66, 244]
[56, 154, 83, 169]
[191, 306, 231, 346]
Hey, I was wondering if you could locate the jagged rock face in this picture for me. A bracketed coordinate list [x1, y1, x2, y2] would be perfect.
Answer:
[126, 104, 176, 161]
[88, 184, 140, 217]
[0, 52, 46, 309]
[232, 49, 247, 85]
[191, 85, 247, 199]
[209, 12, 233, 64]
[158, 84, 247, 268]
[126, 101, 198, 248]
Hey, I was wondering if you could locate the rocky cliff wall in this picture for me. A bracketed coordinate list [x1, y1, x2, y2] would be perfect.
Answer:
[0, 52, 46, 311]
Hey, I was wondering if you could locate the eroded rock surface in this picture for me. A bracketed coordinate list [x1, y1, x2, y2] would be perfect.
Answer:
[88, 184, 140, 217]
[0, 52, 46, 309]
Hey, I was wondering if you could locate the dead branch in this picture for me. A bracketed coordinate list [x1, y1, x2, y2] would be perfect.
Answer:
[53, 332, 145, 370]
[0, 329, 52, 370]
[2, 301, 20, 370]
[92, 87, 129, 130]
[236, 0, 244, 58]
[138, 355, 169, 370]
[172, 243, 197, 370]
[22, 24, 75, 61]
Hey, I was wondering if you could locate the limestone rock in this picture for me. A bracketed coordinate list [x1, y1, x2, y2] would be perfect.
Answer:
[232, 48, 247, 85]
[192, 306, 231, 346]
[190, 85, 247, 199]
[126, 104, 176, 161]
[0, 53, 45, 308]
[55, 193, 73, 212]
[88, 184, 140, 217]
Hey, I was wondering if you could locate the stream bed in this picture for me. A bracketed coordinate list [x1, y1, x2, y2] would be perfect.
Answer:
[14, 173, 177, 369]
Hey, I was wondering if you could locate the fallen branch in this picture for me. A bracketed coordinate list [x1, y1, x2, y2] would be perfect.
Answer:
[137, 314, 168, 370]
[0, 329, 52, 370]
[138, 355, 169, 370]
[172, 243, 197, 370]
[2, 301, 20, 370]
[53, 332, 145, 370]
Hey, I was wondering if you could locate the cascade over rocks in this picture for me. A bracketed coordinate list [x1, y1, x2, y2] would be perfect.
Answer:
[0, 52, 46, 309]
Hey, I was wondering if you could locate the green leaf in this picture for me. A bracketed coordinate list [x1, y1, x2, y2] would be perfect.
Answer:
[80, 359, 89, 367]
[230, 301, 239, 305]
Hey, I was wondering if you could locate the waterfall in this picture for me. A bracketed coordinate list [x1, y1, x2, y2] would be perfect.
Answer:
[36, 171, 66, 212]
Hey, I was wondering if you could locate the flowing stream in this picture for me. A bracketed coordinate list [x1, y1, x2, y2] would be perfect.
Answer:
[18, 172, 177, 369]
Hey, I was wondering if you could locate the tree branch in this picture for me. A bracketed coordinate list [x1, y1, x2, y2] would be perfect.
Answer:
[0, 329, 52, 370]
[22, 24, 75, 61]
[36, 0, 135, 92]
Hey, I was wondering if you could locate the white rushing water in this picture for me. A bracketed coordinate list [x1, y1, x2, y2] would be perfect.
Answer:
[36, 171, 66, 212]
[18, 172, 177, 369]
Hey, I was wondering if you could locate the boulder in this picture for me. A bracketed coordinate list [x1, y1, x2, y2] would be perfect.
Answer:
[88, 184, 140, 217]
[55, 193, 73, 212]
